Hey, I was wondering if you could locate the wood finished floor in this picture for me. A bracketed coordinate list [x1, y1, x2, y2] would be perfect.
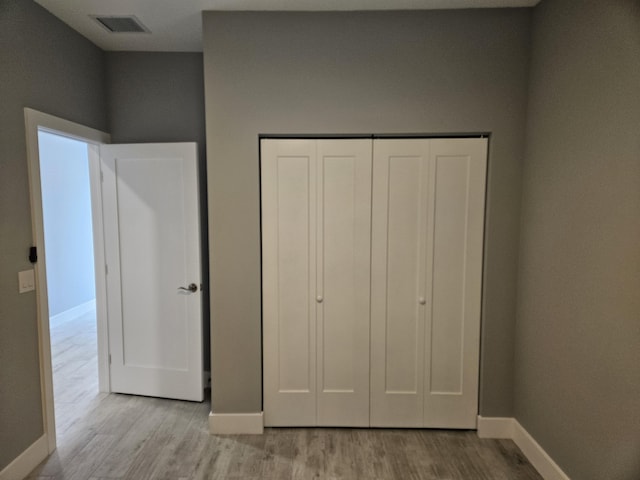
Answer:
[28, 311, 542, 480]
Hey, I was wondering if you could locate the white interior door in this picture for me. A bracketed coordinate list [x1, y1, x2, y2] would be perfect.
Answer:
[101, 142, 203, 402]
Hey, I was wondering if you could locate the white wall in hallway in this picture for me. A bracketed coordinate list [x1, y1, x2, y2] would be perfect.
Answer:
[39, 131, 96, 318]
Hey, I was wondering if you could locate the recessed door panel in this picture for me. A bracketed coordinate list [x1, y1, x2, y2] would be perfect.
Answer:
[430, 156, 469, 394]
[385, 156, 422, 393]
[117, 157, 188, 370]
[277, 156, 313, 392]
[321, 156, 356, 392]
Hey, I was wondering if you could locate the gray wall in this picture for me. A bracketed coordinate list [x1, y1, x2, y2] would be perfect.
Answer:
[105, 52, 210, 370]
[514, 1, 640, 479]
[0, 0, 106, 470]
[203, 10, 531, 415]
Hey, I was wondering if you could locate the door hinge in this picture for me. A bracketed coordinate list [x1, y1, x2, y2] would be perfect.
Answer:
[105, 264, 108, 275]
[100, 170, 104, 182]
[109, 354, 112, 364]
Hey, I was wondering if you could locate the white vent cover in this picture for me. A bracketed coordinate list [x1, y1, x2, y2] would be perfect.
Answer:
[92, 15, 149, 33]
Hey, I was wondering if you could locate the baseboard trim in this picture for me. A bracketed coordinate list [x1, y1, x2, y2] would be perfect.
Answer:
[512, 420, 570, 480]
[0, 434, 48, 480]
[209, 412, 264, 435]
[477, 416, 570, 480]
[477, 416, 514, 439]
[49, 299, 96, 326]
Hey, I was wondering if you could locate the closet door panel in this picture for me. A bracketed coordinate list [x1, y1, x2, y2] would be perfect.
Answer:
[423, 138, 487, 428]
[262, 139, 317, 426]
[370, 139, 430, 427]
[317, 140, 372, 427]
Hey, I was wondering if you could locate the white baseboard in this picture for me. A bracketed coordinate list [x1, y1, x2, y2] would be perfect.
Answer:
[209, 412, 264, 435]
[49, 299, 96, 326]
[512, 420, 570, 480]
[477, 416, 514, 439]
[0, 434, 48, 480]
[477, 416, 570, 480]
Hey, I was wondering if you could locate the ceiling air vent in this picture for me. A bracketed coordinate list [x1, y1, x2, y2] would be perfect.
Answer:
[92, 15, 149, 33]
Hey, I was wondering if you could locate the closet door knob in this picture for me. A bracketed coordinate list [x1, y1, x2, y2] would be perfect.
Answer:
[418, 297, 426, 305]
[316, 296, 323, 303]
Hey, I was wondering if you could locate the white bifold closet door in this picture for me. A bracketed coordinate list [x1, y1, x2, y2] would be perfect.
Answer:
[262, 139, 372, 427]
[262, 137, 487, 429]
[370, 138, 487, 428]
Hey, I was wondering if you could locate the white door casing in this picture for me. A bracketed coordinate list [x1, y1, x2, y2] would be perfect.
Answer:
[24, 108, 111, 454]
[101, 142, 203, 402]
[261, 139, 372, 427]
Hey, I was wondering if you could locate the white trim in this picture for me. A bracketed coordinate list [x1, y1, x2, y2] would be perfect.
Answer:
[476, 416, 570, 480]
[477, 415, 514, 439]
[0, 434, 48, 480]
[87, 144, 111, 393]
[49, 299, 96, 327]
[24, 108, 111, 454]
[512, 420, 570, 480]
[209, 412, 264, 435]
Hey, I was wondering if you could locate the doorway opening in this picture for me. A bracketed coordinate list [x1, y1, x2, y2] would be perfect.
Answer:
[26, 109, 205, 456]
[25, 108, 111, 453]
[37, 130, 100, 438]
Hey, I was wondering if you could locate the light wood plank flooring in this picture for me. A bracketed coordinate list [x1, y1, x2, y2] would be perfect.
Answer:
[28, 311, 542, 480]
[48, 308, 102, 438]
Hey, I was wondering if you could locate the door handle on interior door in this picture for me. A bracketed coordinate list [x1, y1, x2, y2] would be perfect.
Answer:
[178, 283, 198, 293]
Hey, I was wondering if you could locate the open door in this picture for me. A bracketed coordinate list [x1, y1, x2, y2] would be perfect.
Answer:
[101, 142, 203, 402]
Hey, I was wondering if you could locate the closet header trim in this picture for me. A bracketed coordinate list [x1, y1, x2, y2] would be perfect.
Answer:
[259, 133, 490, 140]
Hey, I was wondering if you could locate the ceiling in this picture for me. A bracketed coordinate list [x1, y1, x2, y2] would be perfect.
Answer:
[35, 0, 540, 52]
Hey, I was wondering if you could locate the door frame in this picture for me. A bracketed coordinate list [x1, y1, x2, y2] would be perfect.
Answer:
[24, 108, 111, 453]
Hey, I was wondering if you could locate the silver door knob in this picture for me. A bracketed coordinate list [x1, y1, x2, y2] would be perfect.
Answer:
[178, 283, 198, 293]
[316, 296, 323, 303]
[419, 297, 426, 305]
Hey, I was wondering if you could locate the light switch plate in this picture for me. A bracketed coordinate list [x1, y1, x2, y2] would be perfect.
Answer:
[18, 269, 35, 293]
